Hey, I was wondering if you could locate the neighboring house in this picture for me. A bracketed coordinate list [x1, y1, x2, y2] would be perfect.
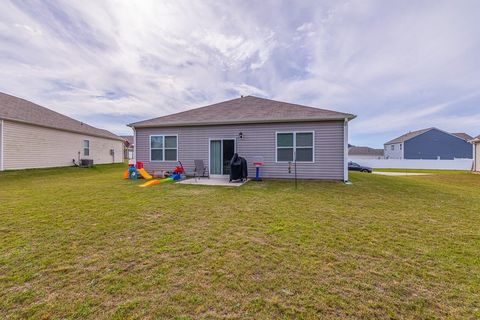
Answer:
[129, 96, 355, 181]
[384, 127, 473, 160]
[470, 135, 480, 172]
[0, 92, 124, 171]
[121, 135, 134, 159]
[348, 146, 384, 159]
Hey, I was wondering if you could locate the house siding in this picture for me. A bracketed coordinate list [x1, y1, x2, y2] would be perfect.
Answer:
[384, 143, 403, 159]
[135, 121, 346, 180]
[404, 129, 472, 160]
[2, 120, 124, 170]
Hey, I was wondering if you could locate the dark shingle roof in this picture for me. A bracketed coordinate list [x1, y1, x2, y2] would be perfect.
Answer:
[451, 132, 473, 141]
[0, 92, 122, 141]
[129, 96, 355, 128]
[385, 128, 433, 145]
[385, 128, 474, 145]
[348, 146, 384, 156]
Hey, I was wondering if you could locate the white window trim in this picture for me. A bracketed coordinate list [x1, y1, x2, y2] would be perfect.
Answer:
[149, 134, 178, 162]
[275, 131, 315, 163]
[83, 139, 90, 157]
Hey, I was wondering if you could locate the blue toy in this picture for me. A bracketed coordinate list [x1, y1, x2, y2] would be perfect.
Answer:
[128, 165, 138, 179]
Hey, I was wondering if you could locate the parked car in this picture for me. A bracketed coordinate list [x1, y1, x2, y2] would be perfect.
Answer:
[348, 161, 372, 173]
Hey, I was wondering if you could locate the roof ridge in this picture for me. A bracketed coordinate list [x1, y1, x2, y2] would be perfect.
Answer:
[130, 96, 245, 126]
[129, 96, 355, 127]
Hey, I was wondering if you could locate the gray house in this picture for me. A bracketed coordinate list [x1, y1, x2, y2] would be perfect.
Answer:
[384, 127, 473, 160]
[129, 96, 355, 181]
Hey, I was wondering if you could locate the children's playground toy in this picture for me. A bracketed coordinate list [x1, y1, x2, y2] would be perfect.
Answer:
[135, 161, 185, 187]
[128, 165, 138, 180]
[139, 173, 182, 187]
[124, 161, 153, 180]
[138, 168, 153, 179]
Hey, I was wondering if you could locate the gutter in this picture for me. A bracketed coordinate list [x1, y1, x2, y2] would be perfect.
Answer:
[128, 115, 357, 129]
[133, 126, 137, 161]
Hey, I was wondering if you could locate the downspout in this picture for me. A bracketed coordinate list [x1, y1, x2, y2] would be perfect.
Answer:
[132, 126, 137, 162]
[344, 118, 348, 182]
[473, 141, 477, 171]
[0, 119, 4, 171]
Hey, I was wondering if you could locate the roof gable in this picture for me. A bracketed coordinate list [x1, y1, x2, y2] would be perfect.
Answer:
[385, 127, 472, 145]
[385, 128, 434, 145]
[129, 96, 355, 128]
[0, 92, 122, 141]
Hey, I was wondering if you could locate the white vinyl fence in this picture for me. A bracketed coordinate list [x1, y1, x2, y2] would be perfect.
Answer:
[349, 158, 473, 170]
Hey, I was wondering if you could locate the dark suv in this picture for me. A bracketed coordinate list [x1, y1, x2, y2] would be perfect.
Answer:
[348, 161, 372, 173]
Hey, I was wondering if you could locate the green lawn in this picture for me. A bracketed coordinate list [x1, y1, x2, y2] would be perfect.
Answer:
[1, 165, 479, 319]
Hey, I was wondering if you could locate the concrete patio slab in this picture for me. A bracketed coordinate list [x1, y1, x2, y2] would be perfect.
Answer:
[177, 177, 248, 187]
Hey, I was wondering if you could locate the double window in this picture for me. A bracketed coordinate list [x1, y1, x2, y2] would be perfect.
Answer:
[150, 135, 178, 161]
[83, 140, 90, 156]
[276, 132, 314, 162]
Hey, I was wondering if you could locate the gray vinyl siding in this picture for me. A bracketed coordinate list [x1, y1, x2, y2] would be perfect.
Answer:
[135, 121, 345, 180]
[404, 129, 473, 159]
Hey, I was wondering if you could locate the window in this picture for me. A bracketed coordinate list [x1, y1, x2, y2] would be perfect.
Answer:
[400, 143, 402, 150]
[391, 145, 394, 150]
[276, 132, 314, 162]
[150, 135, 177, 161]
[83, 140, 90, 156]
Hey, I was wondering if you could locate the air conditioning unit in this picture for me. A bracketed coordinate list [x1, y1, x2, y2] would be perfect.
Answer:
[80, 159, 94, 168]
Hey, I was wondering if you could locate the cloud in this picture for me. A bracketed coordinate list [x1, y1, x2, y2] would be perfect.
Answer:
[0, 0, 479, 145]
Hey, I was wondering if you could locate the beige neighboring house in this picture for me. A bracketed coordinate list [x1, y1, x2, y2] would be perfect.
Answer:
[0, 92, 124, 171]
[348, 146, 384, 160]
[471, 135, 480, 172]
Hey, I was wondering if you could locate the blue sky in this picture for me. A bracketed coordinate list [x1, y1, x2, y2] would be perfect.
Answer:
[0, 0, 479, 147]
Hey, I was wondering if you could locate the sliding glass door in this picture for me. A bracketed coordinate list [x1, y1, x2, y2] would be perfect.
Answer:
[210, 140, 222, 175]
[210, 139, 235, 176]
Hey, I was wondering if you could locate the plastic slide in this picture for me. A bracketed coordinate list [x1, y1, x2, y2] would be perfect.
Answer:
[139, 177, 173, 187]
[123, 169, 129, 179]
[138, 168, 153, 180]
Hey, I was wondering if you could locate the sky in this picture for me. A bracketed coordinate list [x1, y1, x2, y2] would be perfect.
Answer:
[0, 0, 479, 147]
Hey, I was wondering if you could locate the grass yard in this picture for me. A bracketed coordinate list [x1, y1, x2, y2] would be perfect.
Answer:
[1, 164, 480, 319]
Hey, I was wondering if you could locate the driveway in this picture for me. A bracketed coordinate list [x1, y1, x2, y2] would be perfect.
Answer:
[373, 171, 431, 176]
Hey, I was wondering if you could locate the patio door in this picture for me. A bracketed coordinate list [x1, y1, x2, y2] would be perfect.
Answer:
[210, 139, 235, 176]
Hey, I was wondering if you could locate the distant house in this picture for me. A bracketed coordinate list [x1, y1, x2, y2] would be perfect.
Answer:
[384, 128, 473, 160]
[129, 96, 356, 181]
[471, 135, 480, 172]
[348, 146, 384, 159]
[121, 135, 134, 159]
[0, 92, 124, 171]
